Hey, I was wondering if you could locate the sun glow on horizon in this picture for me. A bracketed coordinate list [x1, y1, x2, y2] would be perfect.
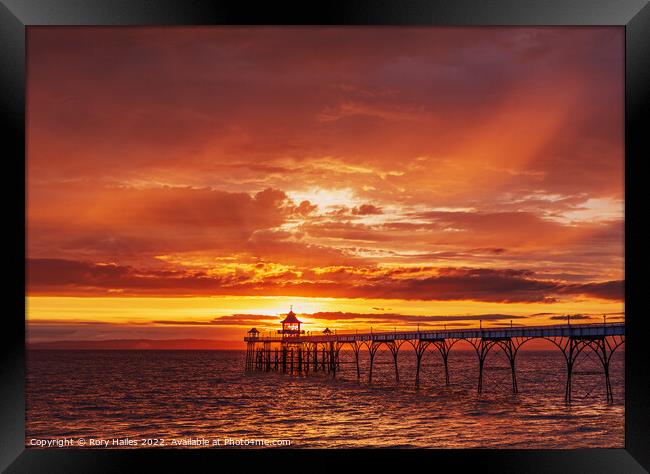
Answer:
[26, 294, 624, 348]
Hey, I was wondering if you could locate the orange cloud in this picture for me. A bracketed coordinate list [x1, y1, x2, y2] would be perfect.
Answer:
[27, 258, 623, 303]
[26, 27, 624, 343]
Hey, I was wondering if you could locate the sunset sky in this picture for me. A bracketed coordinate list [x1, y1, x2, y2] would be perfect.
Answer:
[26, 27, 624, 348]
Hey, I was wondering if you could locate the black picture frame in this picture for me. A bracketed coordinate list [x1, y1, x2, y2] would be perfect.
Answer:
[1, 0, 648, 472]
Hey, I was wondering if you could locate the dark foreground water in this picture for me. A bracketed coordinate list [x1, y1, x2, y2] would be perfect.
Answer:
[26, 349, 624, 448]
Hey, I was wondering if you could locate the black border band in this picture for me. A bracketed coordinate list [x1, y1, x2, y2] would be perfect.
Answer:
[2, 1, 648, 472]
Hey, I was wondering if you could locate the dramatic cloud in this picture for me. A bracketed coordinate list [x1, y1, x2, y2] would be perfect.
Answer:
[352, 204, 383, 216]
[27, 258, 623, 303]
[302, 312, 527, 323]
[559, 281, 624, 301]
[151, 312, 529, 326]
[548, 314, 593, 321]
[154, 314, 278, 326]
[26, 27, 624, 345]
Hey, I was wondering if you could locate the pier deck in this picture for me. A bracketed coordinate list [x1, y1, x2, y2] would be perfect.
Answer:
[245, 322, 624, 343]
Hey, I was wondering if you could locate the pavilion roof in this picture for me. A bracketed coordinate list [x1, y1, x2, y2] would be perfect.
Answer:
[281, 310, 301, 324]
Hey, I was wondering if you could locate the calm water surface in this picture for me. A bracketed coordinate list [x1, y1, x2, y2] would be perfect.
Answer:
[26, 349, 624, 448]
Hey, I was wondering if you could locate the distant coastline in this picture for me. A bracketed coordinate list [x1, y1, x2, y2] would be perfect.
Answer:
[27, 339, 243, 350]
[26, 338, 572, 351]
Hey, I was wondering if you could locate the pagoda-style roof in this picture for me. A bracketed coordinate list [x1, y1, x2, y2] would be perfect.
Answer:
[322, 328, 332, 334]
[247, 327, 260, 334]
[281, 309, 301, 324]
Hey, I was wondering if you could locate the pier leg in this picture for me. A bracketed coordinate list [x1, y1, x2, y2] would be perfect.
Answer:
[597, 338, 614, 404]
[549, 335, 622, 404]
[290, 348, 294, 374]
[353, 344, 361, 379]
[394, 354, 400, 383]
[336, 345, 341, 371]
[601, 349, 612, 404]
[443, 354, 450, 385]
[265, 343, 271, 372]
[432, 339, 448, 385]
[469, 339, 495, 395]
[551, 336, 620, 404]
[322, 347, 326, 371]
[412, 341, 430, 388]
[282, 346, 287, 373]
[367, 342, 380, 384]
[546, 336, 579, 404]
[387, 342, 401, 383]
[590, 335, 624, 404]
[326, 349, 330, 374]
[328, 342, 337, 378]
[565, 353, 573, 403]
[605, 364, 612, 404]
[504, 347, 516, 393]
[510, 358, 517, 394]
[274, 348, 279, 371]
[478, 341, 491, 394]
[305, 346, 310, 375]
[495, 339, 518, 394]
[313, 344, 318, 372]
[298, 346, 303, 374]
[245, 343, 250, 371]
[432, 340, 453, 386]
[565, 338, 579, 403]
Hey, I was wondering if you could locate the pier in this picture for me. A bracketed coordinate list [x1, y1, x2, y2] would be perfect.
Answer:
[244, 309, 625, 403]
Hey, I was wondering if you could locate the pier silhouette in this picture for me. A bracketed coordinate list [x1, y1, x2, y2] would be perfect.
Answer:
[245, 309, 624, 403]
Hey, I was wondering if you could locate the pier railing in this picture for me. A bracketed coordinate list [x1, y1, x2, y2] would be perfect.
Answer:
[245, 322, 624, 343]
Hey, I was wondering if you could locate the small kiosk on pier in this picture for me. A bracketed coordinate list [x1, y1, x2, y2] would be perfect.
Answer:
[279, 307, 303, 338]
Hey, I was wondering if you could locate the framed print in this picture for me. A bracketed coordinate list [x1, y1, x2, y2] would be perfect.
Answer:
[1, 0, 649, 472]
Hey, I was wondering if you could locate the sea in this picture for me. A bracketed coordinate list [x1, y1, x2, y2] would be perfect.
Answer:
[26, 349, 624, 448]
